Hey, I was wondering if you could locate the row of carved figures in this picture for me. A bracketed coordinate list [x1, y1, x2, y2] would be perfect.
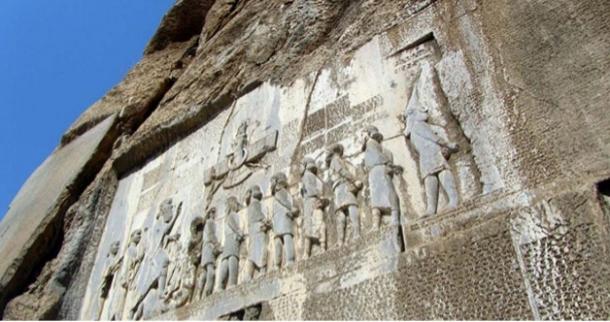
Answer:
[98, 115, 461, 319]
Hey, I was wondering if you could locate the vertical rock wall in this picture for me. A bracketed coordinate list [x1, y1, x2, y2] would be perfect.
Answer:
[1, 0, 609, 320]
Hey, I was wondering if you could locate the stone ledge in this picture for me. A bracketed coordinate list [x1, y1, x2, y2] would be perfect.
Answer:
[155, 225, 401, 320]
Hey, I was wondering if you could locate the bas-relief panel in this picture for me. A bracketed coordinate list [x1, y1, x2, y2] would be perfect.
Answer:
[81, 33, 500, 320]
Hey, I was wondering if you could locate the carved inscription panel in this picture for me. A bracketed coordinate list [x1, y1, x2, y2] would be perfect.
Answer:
[80, 34, 502, 320]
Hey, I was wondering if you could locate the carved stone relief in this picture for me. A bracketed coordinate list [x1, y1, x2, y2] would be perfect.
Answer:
[244, 185, 272, 280]
[80, 32, 501, 320]
[300, 157, 328, 259]
[204, 121, 278, 198]
[325, 143, 362, 246]
[97, 241, 122, 320]
[199, 208, 220, 298]
[217, 196, 244, 291]
[270, 172, 298, 268]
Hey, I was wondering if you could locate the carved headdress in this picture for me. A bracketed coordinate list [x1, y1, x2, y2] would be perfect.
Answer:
[270, 172, 289, 194]
[404, 69, 431, 137]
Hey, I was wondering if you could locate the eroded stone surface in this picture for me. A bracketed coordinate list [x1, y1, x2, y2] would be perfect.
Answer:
[0, 115, 117, 318]
[2, 0, 610, 320]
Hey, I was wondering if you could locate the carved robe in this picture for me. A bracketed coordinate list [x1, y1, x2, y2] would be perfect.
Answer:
[328, 156, 358, 210]
[272, 189, 295, 237]
[363, 139, 399, 211]
[122, 242, 144, 290]
[202, 220, 219, 266]
[100, 255, 122, 300]
[247, 199, 268, 268]
[301, 170, 325, 240]
[222, 211, 243, 259]
[407, 116, 450, 178]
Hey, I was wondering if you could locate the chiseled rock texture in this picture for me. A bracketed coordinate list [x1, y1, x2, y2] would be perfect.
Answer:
[1, 0, 610, 320]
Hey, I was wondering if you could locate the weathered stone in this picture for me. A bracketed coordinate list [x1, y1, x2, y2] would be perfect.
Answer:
[2, 0, 610, 320]
[0, 115, 117, 316]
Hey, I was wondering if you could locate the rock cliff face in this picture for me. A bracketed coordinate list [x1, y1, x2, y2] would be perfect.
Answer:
[1, 0, 609, 320]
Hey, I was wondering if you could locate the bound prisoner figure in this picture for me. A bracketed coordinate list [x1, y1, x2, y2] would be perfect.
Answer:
[362, 126, 402, 230]
[161, 232, 183, 308]
[300, 157, 328, 259]
[218, 196, 245, 290]
[199, 207, 221, 298]
[270, 172, 298, 268]
[402, 77, 459, 216]
[325, 143, 362, 246]
[98, 241, 122, 320]
[245, 185, 272, 280]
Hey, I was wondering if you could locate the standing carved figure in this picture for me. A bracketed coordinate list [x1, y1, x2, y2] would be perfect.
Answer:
[362, 126, 402, 230]
[98, 241, 122, 320]
[122, 230, 145, 290]
[161, 233, 182, 304]
[130, 199, 181, 320]
[218, 196, 244, 290]
[403, 77, 459, 216]
[115, 229, 144, 320]
[270, 172, 298, 268]
[245, 185, 272, 280]
[326, 143, 362, 246]
[199, 208, 221, 298]
[300, 157, 328, 259]
[162, 217, 203, 311]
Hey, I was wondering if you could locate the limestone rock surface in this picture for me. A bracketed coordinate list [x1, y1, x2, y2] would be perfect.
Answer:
[2, 0, 610, 320]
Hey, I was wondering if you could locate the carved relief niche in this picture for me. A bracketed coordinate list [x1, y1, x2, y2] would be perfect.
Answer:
[388, 37, 483, 219]
[80, 26, 505, 321]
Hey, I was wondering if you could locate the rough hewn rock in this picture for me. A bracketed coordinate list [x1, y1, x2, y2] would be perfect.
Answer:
[2, 0, 609, 320]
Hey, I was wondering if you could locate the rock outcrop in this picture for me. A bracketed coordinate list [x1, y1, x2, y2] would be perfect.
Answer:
[1, 0, 609, 320]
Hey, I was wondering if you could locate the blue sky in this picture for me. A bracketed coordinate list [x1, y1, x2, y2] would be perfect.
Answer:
[0, 1, 175, 219]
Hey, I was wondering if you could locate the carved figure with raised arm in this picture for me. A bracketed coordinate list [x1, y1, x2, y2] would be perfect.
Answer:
[326, 143, 362, 246]
[245, 185, 272, 280]
[218, 196, 245, 290]
[270, 172, 298, 268]
[300, 157, 328, 259]
[130, 199, 182, 320]
[165, 214, 206, 311]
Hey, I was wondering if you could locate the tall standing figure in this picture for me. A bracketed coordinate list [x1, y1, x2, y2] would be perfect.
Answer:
[218, 196, 244, 290]
[244, 185, 272, 280]
[362, 126, 402, 230]
[116, 229, 144, 320]
[326, 143, 362, 246]
[97, 241, 122, 320]
[130, 199, 181, 320]
[162, 217, 203, 310]
[403, 74, 459, 216]
[270, 172, 298, 268]
[199, 207, 221, 298]
[300, 157, 328, 259]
